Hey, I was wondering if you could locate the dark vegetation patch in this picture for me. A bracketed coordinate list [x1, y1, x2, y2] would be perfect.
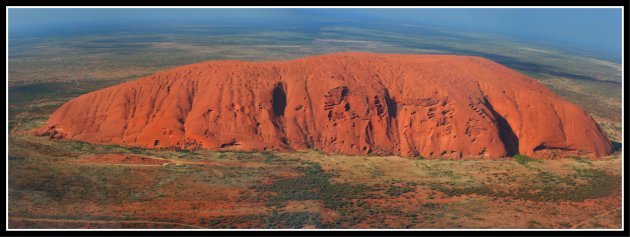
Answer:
[11, 137, 77, 158]
[385, 186, 414, 197]
[9, 155, 25, 161]
[264, 211, 321, 229]
[256, 162, 373, 209]
[200, 214, 263, 229]
[9, 163, 145, 205]
[434, 168, 620, 202]
[570, 156, 592, 164]
[514, 154, 543, 166]
[262, 152, 276, 164]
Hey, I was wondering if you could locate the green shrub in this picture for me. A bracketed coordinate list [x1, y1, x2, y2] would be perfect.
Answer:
[570, 156, 592, 164]
[514, 154, 542, 166]
[261, 152, 276, 164]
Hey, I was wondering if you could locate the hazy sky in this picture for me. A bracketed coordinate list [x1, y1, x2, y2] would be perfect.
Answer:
[332, 8, 623, 54]
[8, 8, 622, 59]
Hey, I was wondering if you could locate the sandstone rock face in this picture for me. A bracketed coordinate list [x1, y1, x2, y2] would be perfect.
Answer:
[36, 52, 613, 159]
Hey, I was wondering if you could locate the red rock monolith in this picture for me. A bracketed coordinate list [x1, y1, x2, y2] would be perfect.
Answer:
[35, 52, 614, 159]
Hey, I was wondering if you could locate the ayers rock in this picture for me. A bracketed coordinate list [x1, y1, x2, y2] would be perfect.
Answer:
[36, 52, 613, 159]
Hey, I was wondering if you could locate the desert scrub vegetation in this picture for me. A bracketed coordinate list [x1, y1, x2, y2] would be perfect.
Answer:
[385, 186, 415, 197]
[101, 144, 150, 155]
[434, 166, 620, 202]
[261, 152, 280, 164]
[201, 212, 321, 229]
[256, 162, 374, 209]
[264, 211, 322, 228]
[200, 214, 264, 228]
[233, 151, 257, 160]
[514, 154, 543, 166]
[433, 184, 493, 197]
[55, 140, 155, 157]
[570, 156, 592, 164]
[566, 168, 621, 200]
[515, 168, 621, 201]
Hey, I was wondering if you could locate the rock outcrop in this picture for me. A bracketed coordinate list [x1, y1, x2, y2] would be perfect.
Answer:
[35, 52, 613, 159]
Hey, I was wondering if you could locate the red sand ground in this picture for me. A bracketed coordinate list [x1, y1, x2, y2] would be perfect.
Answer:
[36, 52, 612, 159]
